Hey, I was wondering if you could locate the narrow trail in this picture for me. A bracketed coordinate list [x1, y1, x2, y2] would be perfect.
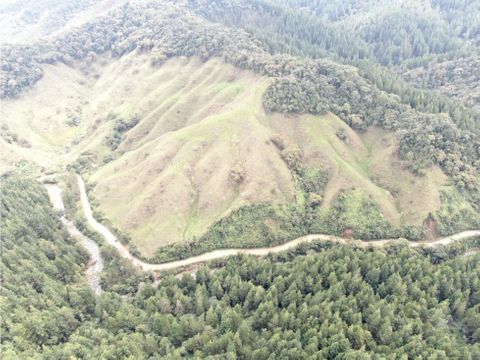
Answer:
[74, 175, 480, 272]
[45, 184, 103, 295]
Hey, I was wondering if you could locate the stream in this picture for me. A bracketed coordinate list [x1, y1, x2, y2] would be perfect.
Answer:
[45, 184, 103, 295]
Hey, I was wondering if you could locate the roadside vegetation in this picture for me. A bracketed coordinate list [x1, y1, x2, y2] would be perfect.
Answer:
[2, 176, 480, 358]
[2, 1, 480, 357]
[2, 1, 479, 258]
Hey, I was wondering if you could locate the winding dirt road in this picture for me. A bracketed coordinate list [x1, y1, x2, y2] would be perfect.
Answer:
[75, 175, 480, 272]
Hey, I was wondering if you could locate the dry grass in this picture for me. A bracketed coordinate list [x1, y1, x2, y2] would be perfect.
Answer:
[266, 113, 447, 227]
[1, 52, 449, 256]
[89, 56, 297, 256]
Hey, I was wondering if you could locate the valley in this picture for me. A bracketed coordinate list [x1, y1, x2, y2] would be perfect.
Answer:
[3, 54, 466, 259]
[43, 173, 480, 276]
[2, 0, 480, 358]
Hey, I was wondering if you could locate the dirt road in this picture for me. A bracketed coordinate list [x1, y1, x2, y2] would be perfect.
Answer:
[76, 175, 480, 272]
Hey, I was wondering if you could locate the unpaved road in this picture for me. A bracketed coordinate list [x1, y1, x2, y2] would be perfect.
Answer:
[75, 175, 480, 272]
[45, 184, 103, 295]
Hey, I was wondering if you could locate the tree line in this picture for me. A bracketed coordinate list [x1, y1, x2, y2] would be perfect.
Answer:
[2, 1, 478, 194]
[2, 175, 480, 358]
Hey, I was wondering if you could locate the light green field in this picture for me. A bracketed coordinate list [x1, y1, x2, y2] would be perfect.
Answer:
[265, 113, 447, 227]
[89, 56, 297, 255]
[1, 53, 450, 256]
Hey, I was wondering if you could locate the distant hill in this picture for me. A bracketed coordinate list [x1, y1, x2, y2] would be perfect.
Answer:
[2, 1, 480, 358]
[1, 0, 478, 259]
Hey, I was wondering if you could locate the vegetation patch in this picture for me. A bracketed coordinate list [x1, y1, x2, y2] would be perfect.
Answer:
[0, 124, 31, 148]
[152, 203, 308, 262]
[434, 187, 480, 236]
[59, 173, 151, 294]
[311, 189, 397, 239]
[105, 113, 140, 150]
[3, 173, 479, 358]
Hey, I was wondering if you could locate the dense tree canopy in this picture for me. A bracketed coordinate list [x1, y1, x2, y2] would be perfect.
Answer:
[2, 176, 480, 358]
[1, 175, 92, 355]
[2, 2, 480, 357]
[188, 0, 480, 128]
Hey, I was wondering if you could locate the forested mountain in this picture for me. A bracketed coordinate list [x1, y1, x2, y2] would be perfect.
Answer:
[0, 0, 122, 43]
[1, 175, 93, 356]
[188, 0, 480, 128]
[1, 0, 479, 256]
[1, 1, 480, 356]
[2, 174, 480, 358]
[402, 54, 480, 108]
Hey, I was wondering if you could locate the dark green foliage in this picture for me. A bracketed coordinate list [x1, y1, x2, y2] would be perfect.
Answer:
[2, 1, 480, 357]
[189, 0, 480, 131]
[105, 131, 123, 150]
[67, 153, 93, 174]
[151, 176, 421, 263]
[1, 0, 479, 194]
[152, 203, 308, 262]
[0, 2, 263, 98]
[357, 9, 460, 65]
[260, 57, 480, 190]
[434, 188, 480, 236]
[187, 0, 480, 192]
[297, 167, 328, 202]
[105, 115, 140, 150]
[0, 124, 31, 148]
[61, 172, 81, 219]
[189, 0, 370, 61]
[66, 114, 80, 127]
[99, 245, 150, 295]
[60, 176, 150, 295]
[2, 175, 480, 358]
[312, 189, 396, 239]
[275, 0, 478, 63]
[0, 124, 18, 144]
[259, 57, 478, 191]
[356, 60, 480, 132]
[1, 175, 93, 354]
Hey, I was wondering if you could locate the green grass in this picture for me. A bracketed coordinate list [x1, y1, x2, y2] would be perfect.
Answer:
[301, 115, 401, 221]
[434, 186, 480, 235]
[312, 188, 396, 239]
[151, 202, 309, 262]
[86, 56, 295, 256]
[2, 53, 456, 258]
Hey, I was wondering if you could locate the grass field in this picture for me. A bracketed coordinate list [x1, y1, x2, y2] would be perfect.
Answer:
[1, 52, 453, 256]
[89, 56, 297, 255]
[265, 113, 447, 226]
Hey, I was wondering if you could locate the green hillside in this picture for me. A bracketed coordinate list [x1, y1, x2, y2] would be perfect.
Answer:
[2, 0, 480, 358]
[2, 52, 466, 258]
[1, 0, 479, 258]
[2, 176, 480, 358]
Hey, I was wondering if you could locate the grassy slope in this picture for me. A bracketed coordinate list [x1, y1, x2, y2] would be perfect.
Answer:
[1, 53, 452, 256]
[265, 113, 447, 227]
[89, 56, 297, 255]
[89, 57, 448, 256]
[0, 0, 125, 44]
